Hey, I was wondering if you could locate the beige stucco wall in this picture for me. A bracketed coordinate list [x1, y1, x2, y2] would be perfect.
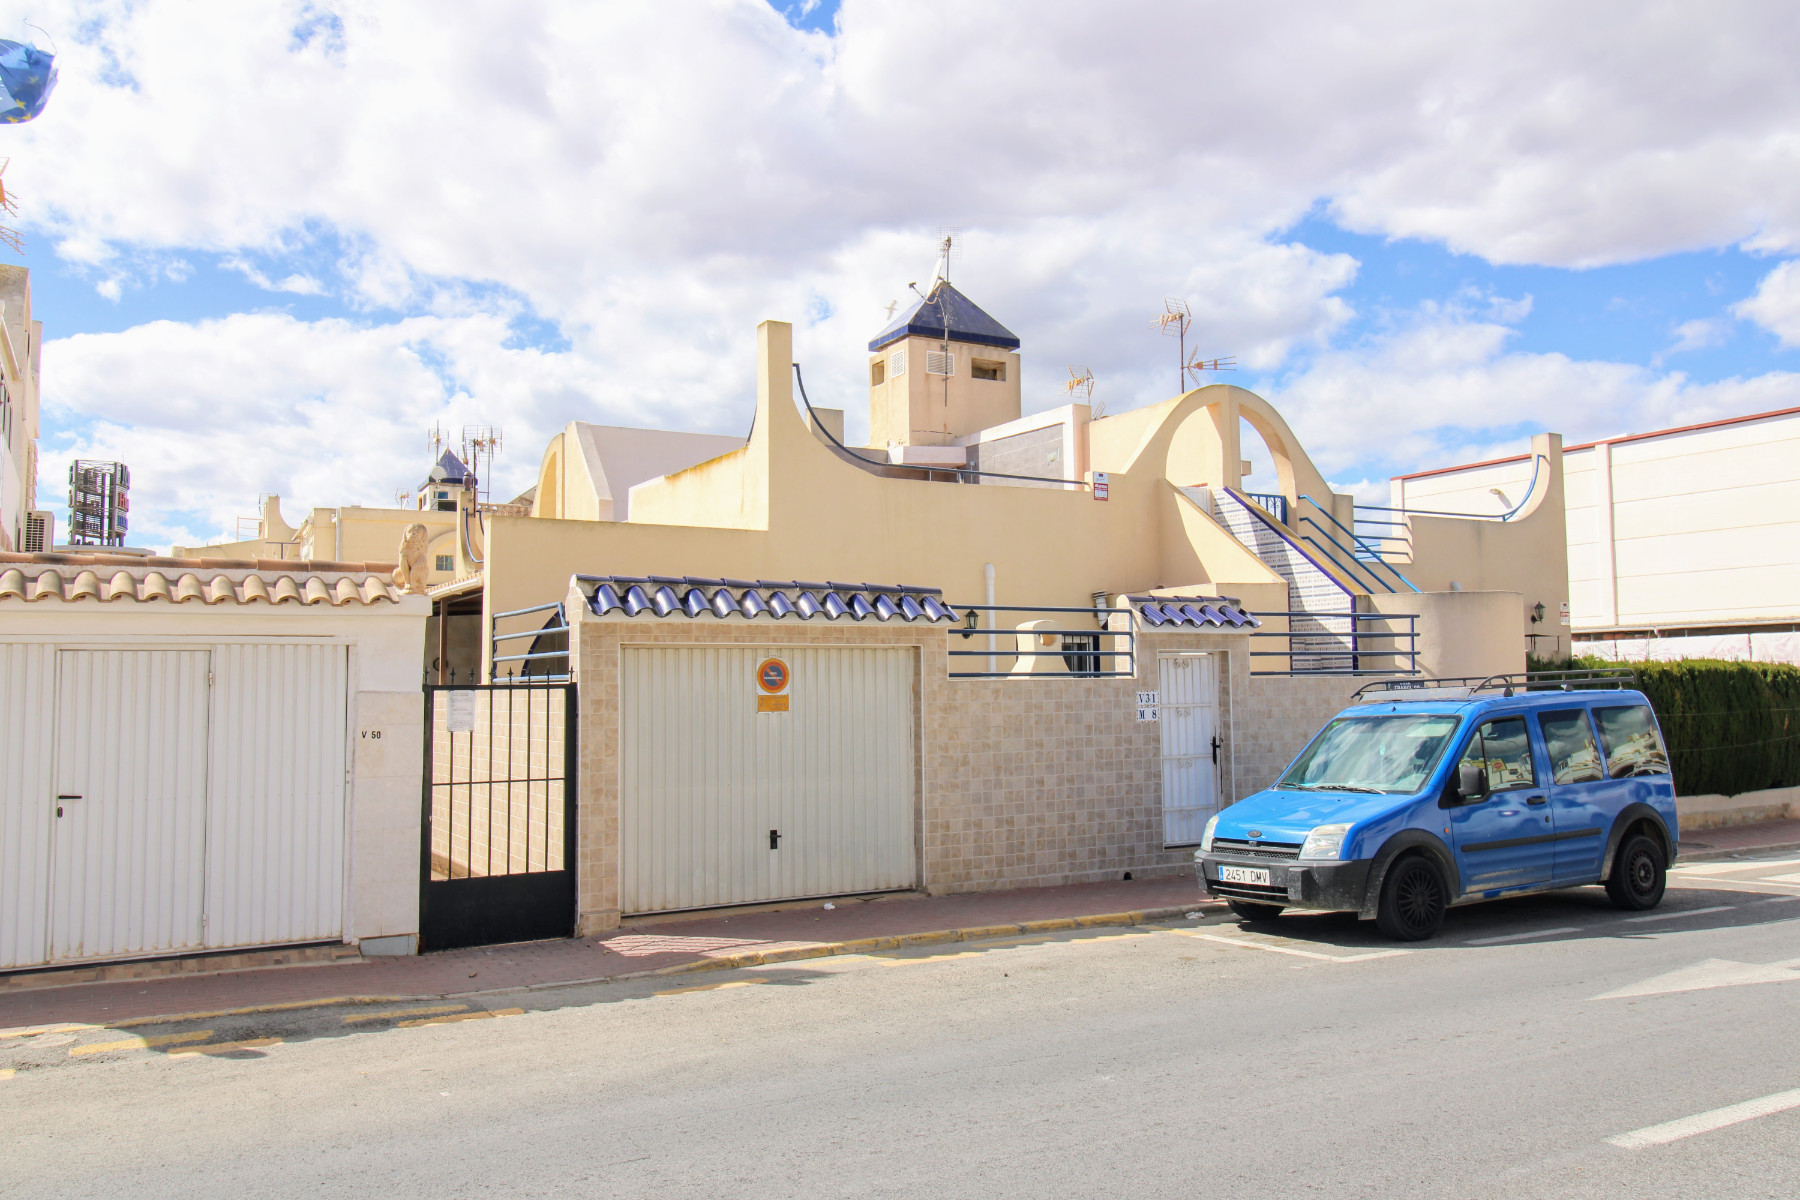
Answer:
[1367, 589, 1526, 680]
[483, 324, 1293, 680]
[0, 597, 430, 948]
[567, 600, 1368, 931]
[869, 336, 1022, 448]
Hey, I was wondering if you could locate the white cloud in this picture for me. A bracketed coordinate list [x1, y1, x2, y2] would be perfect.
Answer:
[1653, 317, 1731, 365]
[1264, 301, 1800, 480]
[8, 0, 1800, 546]
[1734, 260, 1800, 347]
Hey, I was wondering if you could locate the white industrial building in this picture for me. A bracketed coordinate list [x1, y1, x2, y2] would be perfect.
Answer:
[1393, 404, 1800, 664]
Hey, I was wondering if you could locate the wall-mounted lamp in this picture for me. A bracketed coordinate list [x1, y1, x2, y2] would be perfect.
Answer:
[960, 608, 980, 640]
[1530, 602, 1546, 624]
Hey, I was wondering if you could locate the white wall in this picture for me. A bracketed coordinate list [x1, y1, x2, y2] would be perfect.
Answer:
[0, 598, 429, 951]
[1397, 409, 1800, 643]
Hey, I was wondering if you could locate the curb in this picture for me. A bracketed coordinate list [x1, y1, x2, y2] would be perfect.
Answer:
[1680, 840, 1800, 863]
[9, 903, 1215, 1034]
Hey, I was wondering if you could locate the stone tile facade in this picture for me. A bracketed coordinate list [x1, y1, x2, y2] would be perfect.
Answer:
[570, 613, 1364, 933]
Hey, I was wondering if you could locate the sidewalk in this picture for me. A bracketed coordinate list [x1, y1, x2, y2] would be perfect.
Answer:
[1680, 816, 1800, 859]
[10, 815, 1797, 1034]
[0, 874, 1208, 1031]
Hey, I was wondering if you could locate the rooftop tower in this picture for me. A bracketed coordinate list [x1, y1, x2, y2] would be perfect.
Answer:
[866, 280, 1021, 448]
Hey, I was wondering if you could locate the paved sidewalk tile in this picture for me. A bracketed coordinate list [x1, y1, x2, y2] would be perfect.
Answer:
[0, 875, 1208, 1030]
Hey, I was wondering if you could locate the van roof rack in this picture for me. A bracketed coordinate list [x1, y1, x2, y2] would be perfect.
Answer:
[1353, 667, 1639, 701]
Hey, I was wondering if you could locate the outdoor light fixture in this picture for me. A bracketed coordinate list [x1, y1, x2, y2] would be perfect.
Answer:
[961, 608, 980, 639]
[1531, 602, 1546, 624]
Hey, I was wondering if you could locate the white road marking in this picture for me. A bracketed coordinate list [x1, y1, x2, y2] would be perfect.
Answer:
[1176, 932, 1408, 962]
[1592, 957, 1800, 1000]
[1764, 896, 1800, 904]
[1607, 1086, 1800, 1148]
[1464, 926, 1584, 945]
[1768, 872, 1800, 884]
[1670, 876, 1800, 890]
[1620, 905, 1734, 923]
[1670, 856, 1800, 874]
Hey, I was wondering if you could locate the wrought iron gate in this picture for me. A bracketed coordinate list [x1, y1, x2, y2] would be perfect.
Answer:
[420, 683, 577, 951]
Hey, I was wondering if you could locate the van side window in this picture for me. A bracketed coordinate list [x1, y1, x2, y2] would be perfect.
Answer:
[1539, 710, 1605, 784]
[1456, 717, 1535, 795]
[1593, 705, 1671, 778]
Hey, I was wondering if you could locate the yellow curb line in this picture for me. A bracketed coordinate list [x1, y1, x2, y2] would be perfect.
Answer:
[109, 996, 410, 1029]
[397, 1007, 523, 1028]
[0, 1022, 99, 1039]
[169, 1037, 284, 1057]
[70, 1030, 214, 1057]
[655, 979, 771, 996]
[342, 1004, 468, 1025]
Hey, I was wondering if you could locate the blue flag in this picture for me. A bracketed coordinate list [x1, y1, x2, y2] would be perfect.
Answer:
[0, 40, 56, 124]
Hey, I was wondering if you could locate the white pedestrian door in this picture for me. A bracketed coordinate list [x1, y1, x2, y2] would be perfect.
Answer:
[50, 650, 211, 963]
[1159, 652, 1220, 846]
[620, 646, 915, 914]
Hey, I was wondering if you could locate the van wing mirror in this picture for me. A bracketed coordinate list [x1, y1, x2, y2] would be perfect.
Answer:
[1457, 762, 1488, 801]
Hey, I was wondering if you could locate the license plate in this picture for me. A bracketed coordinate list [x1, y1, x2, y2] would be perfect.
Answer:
[1218, 865, 1271, 885]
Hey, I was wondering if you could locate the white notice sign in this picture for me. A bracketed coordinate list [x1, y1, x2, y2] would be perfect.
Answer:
[1136, 691, 1159, 722]
[445, 690, 476, 734]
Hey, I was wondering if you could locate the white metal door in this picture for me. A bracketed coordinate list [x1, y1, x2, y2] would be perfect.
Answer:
[50, 650, 211, 963]
[0, 643, 56, 969]
[620, 646, 915, 913]
[205, 643, 348, 948]
[1159, 652, 1220, 846]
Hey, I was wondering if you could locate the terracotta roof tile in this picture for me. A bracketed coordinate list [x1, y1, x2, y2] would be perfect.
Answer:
[0, 552, 403, 607]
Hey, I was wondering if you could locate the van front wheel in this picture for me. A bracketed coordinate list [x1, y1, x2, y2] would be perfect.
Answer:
[1606, 834, 1666, 911]
[1227, 900, 1284, 922]
[1375, 855, 1447, 941]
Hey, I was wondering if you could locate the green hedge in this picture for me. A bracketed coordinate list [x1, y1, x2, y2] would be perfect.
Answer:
[1540, 657, 1800, 797]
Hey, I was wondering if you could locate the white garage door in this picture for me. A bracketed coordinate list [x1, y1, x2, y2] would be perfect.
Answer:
[620, 646, 915, 914]
[0, 643, 349, 969]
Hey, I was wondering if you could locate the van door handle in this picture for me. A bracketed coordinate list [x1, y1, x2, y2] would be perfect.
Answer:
[57, 794, 82, 800]
[1525, 795, 1547, 806]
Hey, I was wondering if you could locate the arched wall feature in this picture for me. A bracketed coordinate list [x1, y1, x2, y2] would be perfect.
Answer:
[1107, 384, 1334, 510]
[534, 436, 565, 521]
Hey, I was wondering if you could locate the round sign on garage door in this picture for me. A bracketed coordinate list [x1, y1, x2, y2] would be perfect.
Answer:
[756, 657, 790, 694]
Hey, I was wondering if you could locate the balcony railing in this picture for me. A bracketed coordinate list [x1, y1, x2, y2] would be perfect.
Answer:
[1249, 610, 1419, 676]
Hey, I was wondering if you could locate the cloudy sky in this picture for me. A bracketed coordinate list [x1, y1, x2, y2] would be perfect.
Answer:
[7, 0, 1800, 550]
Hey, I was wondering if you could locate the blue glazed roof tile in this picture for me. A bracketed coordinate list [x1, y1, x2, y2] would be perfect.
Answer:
[1127, 594, 1260, 629]
[580, 576, 960, 624]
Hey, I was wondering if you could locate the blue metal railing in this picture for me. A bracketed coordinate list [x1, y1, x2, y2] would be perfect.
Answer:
[1242, 491, 1288, 524]
[1249, 610, 1419, 676]
[1295, 497, 1419, 593]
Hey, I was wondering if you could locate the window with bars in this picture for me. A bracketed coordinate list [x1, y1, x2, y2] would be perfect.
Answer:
[926, 350, 955, 376]
[435, 554, 454, 572]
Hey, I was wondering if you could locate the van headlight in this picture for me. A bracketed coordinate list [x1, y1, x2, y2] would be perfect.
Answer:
[1199, 814, 1219, 853]
[1300, 823, 1352, 860]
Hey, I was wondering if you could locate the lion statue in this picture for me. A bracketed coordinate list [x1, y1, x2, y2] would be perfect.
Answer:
[393, 523, 432, 594]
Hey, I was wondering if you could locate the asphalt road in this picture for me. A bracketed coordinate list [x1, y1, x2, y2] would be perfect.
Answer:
[8, 854, 1800, 1199]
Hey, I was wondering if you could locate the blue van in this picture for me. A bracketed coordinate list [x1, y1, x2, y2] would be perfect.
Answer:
[1196, 671, 1679, 940]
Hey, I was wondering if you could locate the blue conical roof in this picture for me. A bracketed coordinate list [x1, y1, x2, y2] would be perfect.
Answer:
[868, 281, 1020, 352]
[423, 450, 475, 489]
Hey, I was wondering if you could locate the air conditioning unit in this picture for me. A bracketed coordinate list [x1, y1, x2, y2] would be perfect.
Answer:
[23, 510, 51, 552]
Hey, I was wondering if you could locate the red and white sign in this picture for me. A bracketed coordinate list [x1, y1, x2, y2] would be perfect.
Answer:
[1092, 472, 1109, 501]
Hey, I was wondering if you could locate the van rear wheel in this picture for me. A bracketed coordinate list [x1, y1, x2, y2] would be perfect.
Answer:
[1227, 900, 1284, 922]
[1375, 855, 1447, 941]
[1606, 833, 1666, 910]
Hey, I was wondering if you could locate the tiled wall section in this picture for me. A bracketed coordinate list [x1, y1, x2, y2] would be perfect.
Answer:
[571, 618, 1364, 932]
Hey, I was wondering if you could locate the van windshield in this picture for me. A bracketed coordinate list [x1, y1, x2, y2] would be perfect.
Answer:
[1279, 714, 1463, 795]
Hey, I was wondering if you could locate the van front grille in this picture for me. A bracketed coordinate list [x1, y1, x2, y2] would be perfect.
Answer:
[1211, 838, 1303, 861]
[1210, 880, 1291, 902]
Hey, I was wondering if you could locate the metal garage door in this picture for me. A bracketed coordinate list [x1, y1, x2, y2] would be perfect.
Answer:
[0, 643, 348, 970]
[620, 646, 915, 914]
[50, 650, 212, 963]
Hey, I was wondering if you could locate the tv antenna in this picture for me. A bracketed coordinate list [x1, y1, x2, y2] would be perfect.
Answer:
[931, 226, 963, 287]
[1064, 365, 1101, 416]
[0, 161, 23, 255]
[882, 299, 898, 320]
[1154, 298, 1193, 396]
[1184, 355, 1237, 385]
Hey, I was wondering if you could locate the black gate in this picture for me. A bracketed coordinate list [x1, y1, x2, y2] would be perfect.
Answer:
[420, 683, 577, 951]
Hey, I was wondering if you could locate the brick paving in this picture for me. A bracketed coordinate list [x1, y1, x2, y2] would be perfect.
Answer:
[0, 875, 1207, 1030]
[1681, 817, 1800, 857]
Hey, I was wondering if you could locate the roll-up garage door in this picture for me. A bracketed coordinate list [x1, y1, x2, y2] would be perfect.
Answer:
[620, 646, 915, 914]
